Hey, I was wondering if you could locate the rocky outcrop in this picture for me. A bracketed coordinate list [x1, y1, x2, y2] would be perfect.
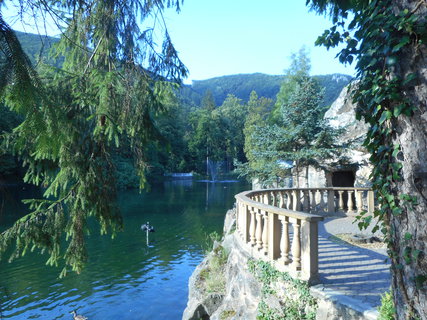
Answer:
[325, 83, 370, 147]
[182, 209, 261, 320]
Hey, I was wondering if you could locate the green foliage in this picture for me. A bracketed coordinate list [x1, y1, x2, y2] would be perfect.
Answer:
[248, 259, 317, 320]
[378, 291, 396, 320]
[0, 0, 187, 276]
[186, 93, 248, 174]
[0, 105, 22, 177]
[309, 0, 427, 317]
[270, 46, 311, 122]
[240, 59, 344, 187]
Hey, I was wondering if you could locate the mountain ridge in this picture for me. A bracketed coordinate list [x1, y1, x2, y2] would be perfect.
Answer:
[14, 30, 352, 107]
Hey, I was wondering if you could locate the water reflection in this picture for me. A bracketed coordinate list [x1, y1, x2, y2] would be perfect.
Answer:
[0, 180, 249, 319]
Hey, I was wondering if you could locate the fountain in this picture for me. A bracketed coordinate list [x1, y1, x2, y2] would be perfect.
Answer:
[206, 158, 220, 181]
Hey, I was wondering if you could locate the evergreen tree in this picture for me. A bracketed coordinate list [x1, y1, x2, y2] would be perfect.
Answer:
[270, 46, 311, 122]
[0, 0, 186, 276]
[240, 79, 342, 187]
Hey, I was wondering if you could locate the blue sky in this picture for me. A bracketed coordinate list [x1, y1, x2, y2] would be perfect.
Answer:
[4, 0, 355, 84]
[163, 0, 356, 83]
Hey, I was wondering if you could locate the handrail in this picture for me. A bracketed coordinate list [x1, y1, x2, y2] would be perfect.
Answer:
[236, 190, 324, 222]
[234, 187, 374, 284]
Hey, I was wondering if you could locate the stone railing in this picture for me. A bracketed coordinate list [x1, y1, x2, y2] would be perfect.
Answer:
[234, 187, 375, 283]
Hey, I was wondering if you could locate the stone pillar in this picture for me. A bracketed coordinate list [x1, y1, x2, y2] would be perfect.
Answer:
[286, 191, 292, 209]
[263, 193, 269, 205]
[279, 191, 285, 208]
[338, 191, 344, 211]
[356, 190, 364, 214]
[368, 190, 375, 214]
[311, 190, 317, 213]
[292, 189, 301, 211]
[278, 216, 290, 264]
[327, 189, 335, 214]
[261, 212, 269, 255]
[347, 190, 355, 213]
[291, 218, 301, 270]
[318, 190, 326, 213]
[301, 219, 319, 282]
[303, 190, 310, 213]
[268, 212, 281, 260]
[249, 208, 256, 246]
[255, 210, 263, 249]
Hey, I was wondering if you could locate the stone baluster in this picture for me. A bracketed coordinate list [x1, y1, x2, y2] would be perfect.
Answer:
[263, 193, 269, 205]
[277, 192, 282, 207]
[318, 190, 326, 213]
[367, 190, 375, 214]
[291, 218, 301, 270]
[261, 211, 269, 255]
[303, 190, 310, 212]
[268, 212, 281, 261]
[356, 190, 364, 214]
[287, 191, 293, 210]
[279, 192, 283, 207]
[292, 190, 301, 211]
[243, 204, 250, 243]
[327, 189, 336, 214]
[338, 191, 345, 211]
[311, 189, 317, 213]
[249, 208, 256, 246]
[271, 192, 276, 206]
[347, 190, 355, 213]
[278, 216, 290, 264]
[255, 210, 263, 249]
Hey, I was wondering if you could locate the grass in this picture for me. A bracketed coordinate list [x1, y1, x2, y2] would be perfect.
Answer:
[378, 291, 396, 320]
[198, 243, 229, 295]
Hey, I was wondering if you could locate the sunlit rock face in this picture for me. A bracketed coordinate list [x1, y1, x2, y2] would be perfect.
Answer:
[324, 83, 372, 188]
[324, 83, 370, 148]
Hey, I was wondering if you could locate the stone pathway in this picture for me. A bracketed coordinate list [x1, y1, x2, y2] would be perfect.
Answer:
[315, 216, 391, 312]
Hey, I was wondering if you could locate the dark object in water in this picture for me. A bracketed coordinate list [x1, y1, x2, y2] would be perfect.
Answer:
[141, 222, 155, 233]
[70, 310, 88, 320]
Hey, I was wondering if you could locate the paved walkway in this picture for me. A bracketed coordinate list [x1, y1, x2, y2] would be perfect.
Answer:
[315, 216, 391, 312]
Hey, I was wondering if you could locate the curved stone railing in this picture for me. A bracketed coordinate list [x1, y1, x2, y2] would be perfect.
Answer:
[234, 187, 375, 283]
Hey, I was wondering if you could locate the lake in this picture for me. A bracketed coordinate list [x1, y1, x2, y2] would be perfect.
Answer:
[0, 180, 249, 319]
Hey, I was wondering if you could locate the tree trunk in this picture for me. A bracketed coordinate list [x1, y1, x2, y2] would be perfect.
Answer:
[390, 1, 427, 318]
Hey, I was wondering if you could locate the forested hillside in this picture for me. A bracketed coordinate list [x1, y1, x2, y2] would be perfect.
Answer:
[14, 30, 60, 65]
[181, 72, 352, 107]
[14, 31, 351, 108]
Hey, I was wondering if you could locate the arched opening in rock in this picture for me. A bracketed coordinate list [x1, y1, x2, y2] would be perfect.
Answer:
[331, 170, 355, 187]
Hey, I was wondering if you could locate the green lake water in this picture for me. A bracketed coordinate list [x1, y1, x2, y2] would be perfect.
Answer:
[0, 180, 249, 319]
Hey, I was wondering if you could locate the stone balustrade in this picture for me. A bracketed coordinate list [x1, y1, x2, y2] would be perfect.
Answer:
[234, 187, 375, 283]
